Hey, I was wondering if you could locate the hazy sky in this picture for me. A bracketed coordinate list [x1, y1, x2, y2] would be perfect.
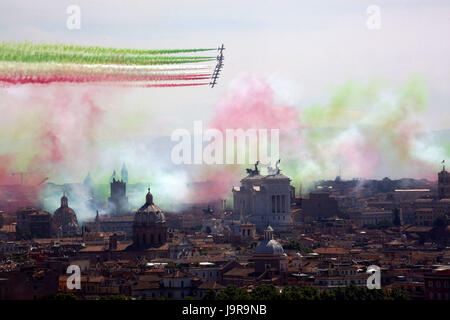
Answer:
[0, 0, 449, 190]
[0, 0, 449, 130]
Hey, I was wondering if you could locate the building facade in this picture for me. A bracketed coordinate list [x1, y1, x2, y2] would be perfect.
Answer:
[232, 164, 293, 231]
[16, 207, 51, 239]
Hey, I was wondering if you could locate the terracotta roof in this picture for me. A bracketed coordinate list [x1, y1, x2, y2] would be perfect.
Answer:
[197, 281, 225, 290]
[314, 247, 349, 255]
[223, 266, 254, 277]
[132, 281, 160, 290]
[162, 271, 190, 278]
[404, 226, 433, 233]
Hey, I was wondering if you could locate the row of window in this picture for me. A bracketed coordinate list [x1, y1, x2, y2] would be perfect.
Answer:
[428, 280, 449, 288]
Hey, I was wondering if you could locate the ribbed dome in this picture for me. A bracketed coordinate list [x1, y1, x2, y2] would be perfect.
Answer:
[255, 239, 284, 255]
[134, 188, 166, 225]
[52, 194, 80, 237]
[54, 206, 76, 217]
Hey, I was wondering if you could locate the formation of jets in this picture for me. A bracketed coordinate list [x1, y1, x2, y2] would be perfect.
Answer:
[210, 44, 225, 88]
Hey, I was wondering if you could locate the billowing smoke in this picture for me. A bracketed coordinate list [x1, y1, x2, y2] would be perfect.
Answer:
[0, 74, 448, 220]
[195, 75, 449, 197]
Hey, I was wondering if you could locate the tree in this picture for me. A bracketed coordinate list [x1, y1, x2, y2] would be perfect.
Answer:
[283, 240, 313, 253]
[216, 285, 251, 300]
[250, 284, 280, 300]
[281, 286, 320, 300]
[41, 293, 79, 300]
[388, 287, 410, 300]
[203, 289, 217, 300]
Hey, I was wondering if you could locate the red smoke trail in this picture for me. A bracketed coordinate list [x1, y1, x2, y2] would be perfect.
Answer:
[0, 74, 212, 85]
[141, 82, 210, 87]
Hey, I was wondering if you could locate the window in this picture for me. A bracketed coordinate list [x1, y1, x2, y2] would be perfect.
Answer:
[281, 195, 286, 212]
[181, 281, 184, 288]
[272, 196, 275, 213]
[276, 195, 281, 212]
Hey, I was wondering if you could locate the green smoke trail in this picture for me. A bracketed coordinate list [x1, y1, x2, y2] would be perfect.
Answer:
[0, 51, 215, 65]
[0, 41, 215, 56]
[0, 42, 216, 65]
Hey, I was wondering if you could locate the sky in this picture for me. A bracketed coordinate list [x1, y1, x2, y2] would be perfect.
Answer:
[0, 0, 449, 216]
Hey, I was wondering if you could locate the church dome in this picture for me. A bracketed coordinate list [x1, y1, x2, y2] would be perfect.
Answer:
[54, 205, 76, 218]
[134, 188, 166, 225]
[255, 239, 284, 255]
[52, 193, 80, 237]
[254, 225, 284, 255]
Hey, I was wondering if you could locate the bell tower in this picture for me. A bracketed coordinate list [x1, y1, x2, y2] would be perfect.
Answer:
[438, 160, 450, 199]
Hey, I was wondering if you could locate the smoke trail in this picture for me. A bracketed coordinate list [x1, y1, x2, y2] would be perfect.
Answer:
[0, 74, 212, 85]
[141, 82, 210, 87]
[0, 42, 218, 87]
[0, 50, 214, 66]
[0, 41, 215, 56]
